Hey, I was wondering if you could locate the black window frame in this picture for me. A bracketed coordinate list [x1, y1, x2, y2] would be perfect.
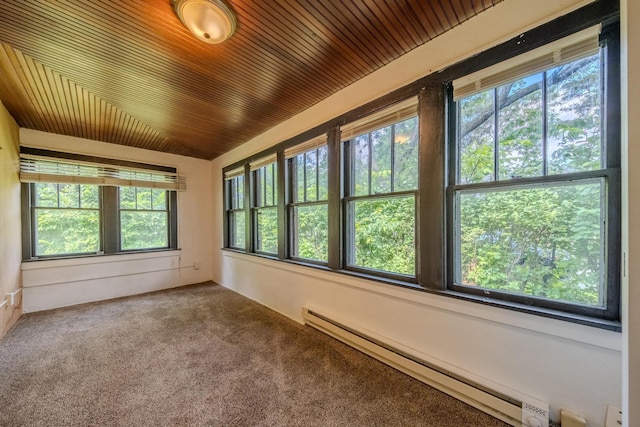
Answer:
[286, 145, 330, 265]
[341, 116, 419, 281]
[224, 174, 246, 250]
[21, 148, 179, 260]
[446, 24, 620, 322]
[221, 2, 621, 330]
[252, 161, 279, 255]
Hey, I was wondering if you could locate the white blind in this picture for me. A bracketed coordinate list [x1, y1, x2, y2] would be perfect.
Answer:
[284, 134, 327, 159]
[340, 97, 418, 141]
[452, 25, 601, 100]
[20, 154, 186, 191]
[224, 166, 244, 180]
[249, 153, 277, 171]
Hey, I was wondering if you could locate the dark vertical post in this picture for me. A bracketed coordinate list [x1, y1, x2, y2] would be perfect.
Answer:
[222, 173, 229, 249]
[418, 85, 445, 289]
[21, 183, 33, 260]
[327, 127, 341, 270]
[102, 186, 119, 254]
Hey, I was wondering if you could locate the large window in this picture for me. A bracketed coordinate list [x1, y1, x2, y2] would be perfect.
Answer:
[286, 139, 329, 263]
[449, 26, 619, 319]
[225, 171, 245, 249]
[21, 149, 180, 259]
[31, 183, 100, 256]
[342, 100, 419, 277]
[119, 187, 169, 251]
[252, 158, 278, 254]
[222, 13, 620, 328]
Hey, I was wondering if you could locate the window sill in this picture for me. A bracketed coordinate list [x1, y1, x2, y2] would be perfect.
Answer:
[22, 249, 182, 270]
[221, 249, 621, 350]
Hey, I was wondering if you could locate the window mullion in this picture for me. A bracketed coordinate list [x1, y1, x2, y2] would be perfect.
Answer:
[244, 164, 252, 253]
[102, 186, 119, 254]
[542, 71, 549, 176]
[493, 88, 499, 181]
[277, 152, 286, 259]
[327, 127, 342, 270]
[418, 85, 445, 289]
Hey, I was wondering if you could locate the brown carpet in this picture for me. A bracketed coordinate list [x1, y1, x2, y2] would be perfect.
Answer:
[0, 282, 507, 426]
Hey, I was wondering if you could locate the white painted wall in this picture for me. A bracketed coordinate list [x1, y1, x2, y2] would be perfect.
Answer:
[621, 0, 639, 425]
[211, 0, 623, 425]
[20, 129, 213, 312]
[0, 100, 23, 338]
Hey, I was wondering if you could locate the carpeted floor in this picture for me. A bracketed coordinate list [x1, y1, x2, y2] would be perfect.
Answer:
[0, 282, 507, 426]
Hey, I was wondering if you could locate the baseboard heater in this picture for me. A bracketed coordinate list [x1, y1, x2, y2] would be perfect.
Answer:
[302, 307, 549, 427]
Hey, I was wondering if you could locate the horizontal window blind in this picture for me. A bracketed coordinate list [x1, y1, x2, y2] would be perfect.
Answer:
[452, 25, 601, 100]
[224, 166, 244, 180]
[249, 153, 277, 171]
[20, 154, 186, 190]
[340, 97, 418, 141]
[284, 134, 327, 159]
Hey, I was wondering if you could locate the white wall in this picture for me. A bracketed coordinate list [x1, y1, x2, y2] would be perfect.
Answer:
[0, 100, 22, 338]
[211, 0, 623, 425]
[20, 129, 213, 312]
[621, 0, 639, 425]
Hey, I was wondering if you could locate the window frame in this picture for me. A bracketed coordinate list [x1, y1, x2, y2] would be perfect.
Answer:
[251, 161, 279, 256]
[445, 25, 620, 321]
[341, 117, 419, 280]
[21, 149, 179, 260]
[29, 182, 104, 258]
[118, 187, 172, 252]
[224, 174, 246, 250]
[221, 3, 620, 330]
[286, 145, 330, 265]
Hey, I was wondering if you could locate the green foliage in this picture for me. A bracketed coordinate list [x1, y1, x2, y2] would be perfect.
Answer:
[294, 204, 328, 261]
[352, 196, 415, 276]
[119, 188, 169, 251]
[256, 207, 278, 253]
[457, 53, 604, 306]
[34, 184, 170, 256]
[34, 183, 100, 255]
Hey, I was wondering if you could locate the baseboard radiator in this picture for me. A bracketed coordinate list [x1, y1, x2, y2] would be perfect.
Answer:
[302, 307, 549, 427]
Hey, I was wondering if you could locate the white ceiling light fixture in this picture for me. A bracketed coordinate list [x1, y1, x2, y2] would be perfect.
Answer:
[171, 0, 236, 44]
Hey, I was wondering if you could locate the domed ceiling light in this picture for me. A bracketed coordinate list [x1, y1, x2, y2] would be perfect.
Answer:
[172, 0, 236, 44]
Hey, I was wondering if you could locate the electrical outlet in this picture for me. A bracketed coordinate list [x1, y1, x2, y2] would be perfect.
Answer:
[605, 405, 622, 427]
[193, 261, 201, 270]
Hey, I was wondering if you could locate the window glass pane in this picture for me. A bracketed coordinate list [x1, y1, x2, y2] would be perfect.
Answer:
[58, 184, 80, 208]
[547, 53, 602, 174]
[34, 183, 59, 207]
[230, 210, 245, 249]
[353, 134, 369, 196]
[236, 175, 244, 209]
[121, 211, 168, 250]
[498, 73, 544, 179]
[264, 164, 275, 206]
[295, 156, 304, 203]
[35, 209, 100, 255]
[120, 187, 137, 209]
[293, 204, 328, 262]
[318, 146, 329, 201]
[305, 150, 317, 202]
[80, 185, 99, 209]
[136, 188, 153, 210]
[456, 180, 604, 306]
[152, 189, 167, 210]
[459, 90, 495, 184]
[256, 207, 278, 253]
[349, 195, 415, 276]
[393, 117, 419, 191]
[371, 126, 392, 194]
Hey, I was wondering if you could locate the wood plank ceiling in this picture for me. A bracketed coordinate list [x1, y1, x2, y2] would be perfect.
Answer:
[0, 0, 501, 160]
